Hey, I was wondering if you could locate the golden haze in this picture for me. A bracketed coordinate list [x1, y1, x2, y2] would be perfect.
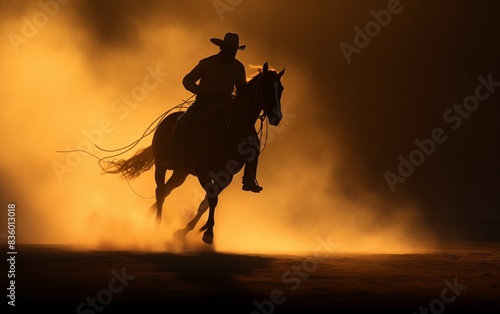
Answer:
[0, 1, 436, 255]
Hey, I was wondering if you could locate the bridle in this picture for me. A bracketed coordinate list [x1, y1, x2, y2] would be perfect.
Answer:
[225, 77, 271, 144]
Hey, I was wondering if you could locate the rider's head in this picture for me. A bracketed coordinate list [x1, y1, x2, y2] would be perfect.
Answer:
[210, 32, 246, 60]
[220, 44, 238, 60]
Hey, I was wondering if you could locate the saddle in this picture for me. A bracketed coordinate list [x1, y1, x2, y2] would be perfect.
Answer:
[175, 98, 232, 172]
[193, 98, 230, 131]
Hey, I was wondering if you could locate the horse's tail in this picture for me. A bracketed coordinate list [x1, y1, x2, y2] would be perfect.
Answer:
[103, 145, 155, 180]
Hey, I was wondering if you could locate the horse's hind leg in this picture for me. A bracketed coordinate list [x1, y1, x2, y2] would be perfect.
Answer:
[153, 164, 166, 223]
[174, 197, 209, 240]
[155, 168, 188, 228]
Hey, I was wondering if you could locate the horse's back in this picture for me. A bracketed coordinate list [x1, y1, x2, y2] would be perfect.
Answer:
[152, 111, 183, 161]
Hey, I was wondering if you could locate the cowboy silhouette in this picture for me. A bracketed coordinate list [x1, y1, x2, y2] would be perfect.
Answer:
[169, 32, 263, 193]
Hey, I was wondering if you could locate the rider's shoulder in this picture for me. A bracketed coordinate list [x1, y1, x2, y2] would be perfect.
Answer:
[200, 54, 219, 64]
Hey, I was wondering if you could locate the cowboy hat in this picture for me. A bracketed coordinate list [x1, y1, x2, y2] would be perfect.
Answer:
[210, 32, 246, 50]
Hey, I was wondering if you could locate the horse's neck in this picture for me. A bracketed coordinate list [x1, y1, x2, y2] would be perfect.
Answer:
[231, 82, 261, 131]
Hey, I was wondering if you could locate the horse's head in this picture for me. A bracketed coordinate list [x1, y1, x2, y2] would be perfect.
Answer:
[259, 62, 285, 126]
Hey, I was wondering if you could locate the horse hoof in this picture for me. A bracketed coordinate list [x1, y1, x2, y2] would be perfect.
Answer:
[202, 233, 213, 245]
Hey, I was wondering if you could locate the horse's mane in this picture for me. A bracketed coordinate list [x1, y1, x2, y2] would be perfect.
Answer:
[246, 66, 264, 84]
[246, 64, 279, 84]
[236, 64, 278, 99]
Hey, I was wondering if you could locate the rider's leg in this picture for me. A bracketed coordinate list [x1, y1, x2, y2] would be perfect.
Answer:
[242, 146, 263, 193]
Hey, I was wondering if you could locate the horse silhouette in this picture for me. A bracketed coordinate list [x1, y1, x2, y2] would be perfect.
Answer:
[105, 62, 285, 245]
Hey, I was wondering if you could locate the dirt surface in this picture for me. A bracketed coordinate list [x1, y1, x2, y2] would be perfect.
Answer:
[5, 242, 500, 313]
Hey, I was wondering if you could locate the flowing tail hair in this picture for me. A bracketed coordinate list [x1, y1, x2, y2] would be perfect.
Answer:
[57, 97, 193, 187]
[103, 146, 155, 180]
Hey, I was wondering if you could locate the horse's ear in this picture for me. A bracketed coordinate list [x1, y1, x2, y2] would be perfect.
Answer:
[263, 62, 269, 73]
[278, 67, 285, 78]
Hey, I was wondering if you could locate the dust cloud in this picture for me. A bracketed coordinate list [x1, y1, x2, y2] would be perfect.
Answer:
[0, 0, 440, 255]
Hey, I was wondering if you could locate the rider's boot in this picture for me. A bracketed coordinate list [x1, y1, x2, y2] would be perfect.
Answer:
[242, 177, 263, 193]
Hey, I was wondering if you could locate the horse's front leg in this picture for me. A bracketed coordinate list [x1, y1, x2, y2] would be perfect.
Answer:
[155, 169, 188, 230]
[197, 174, 232, 245]
[201, 196, 218, 245]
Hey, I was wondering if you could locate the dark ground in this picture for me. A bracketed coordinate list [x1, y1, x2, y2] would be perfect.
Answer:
[3, 242, 500, 313]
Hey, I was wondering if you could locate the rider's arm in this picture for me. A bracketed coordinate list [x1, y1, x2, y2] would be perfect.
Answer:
[234, 62, 247, 96]
[182, 61, 204, 95]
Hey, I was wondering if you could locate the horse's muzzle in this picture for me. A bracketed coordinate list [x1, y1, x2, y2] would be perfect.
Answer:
[269, 108, 283, 126]
[269, 116, 281, 126]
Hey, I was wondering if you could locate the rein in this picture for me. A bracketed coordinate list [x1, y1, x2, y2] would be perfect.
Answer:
[225, 80, 269, 153]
